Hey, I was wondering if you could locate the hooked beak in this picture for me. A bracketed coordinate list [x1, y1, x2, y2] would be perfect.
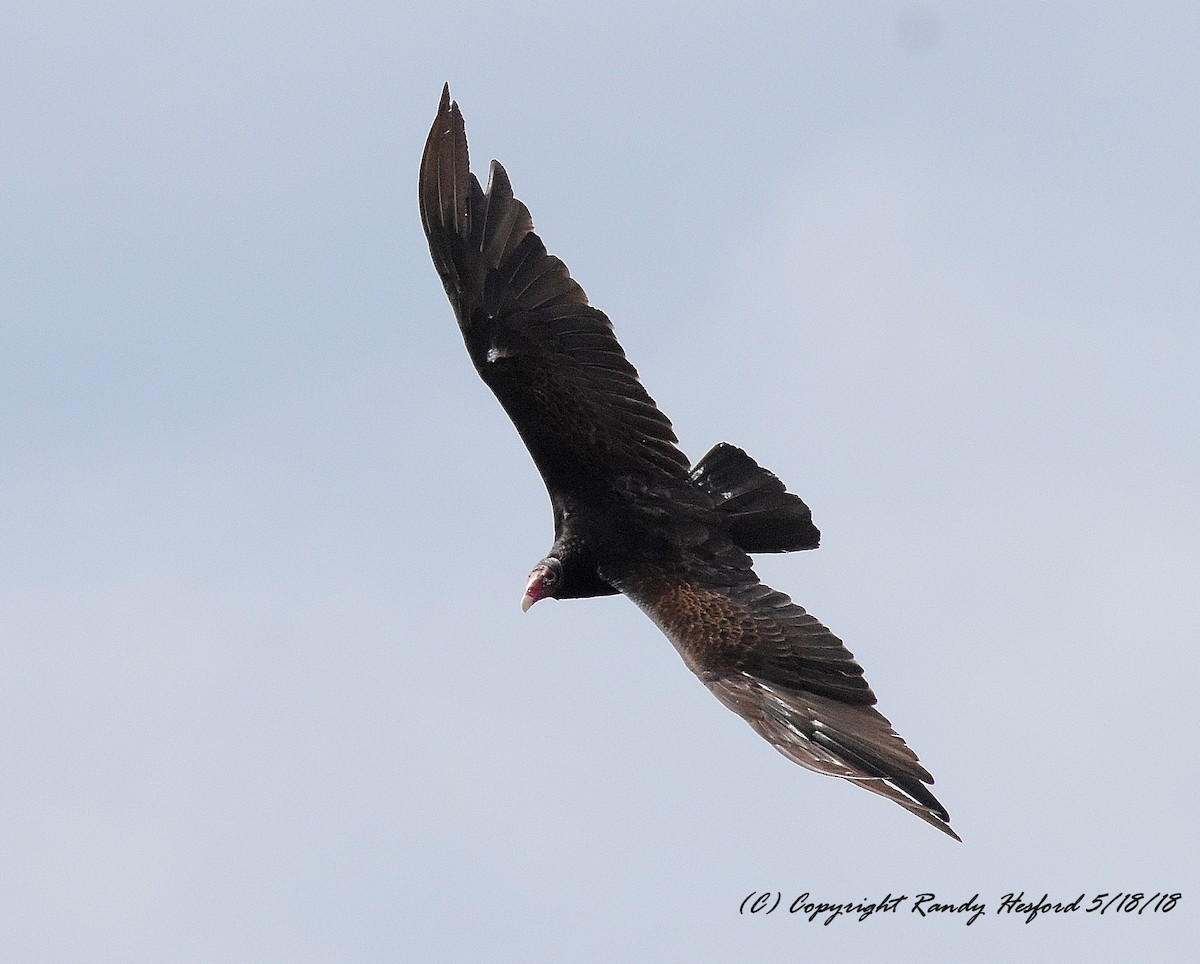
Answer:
[521, 565, 548, 613]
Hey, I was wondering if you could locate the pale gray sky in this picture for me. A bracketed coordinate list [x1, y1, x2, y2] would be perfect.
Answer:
[2, 2, 1196, 960]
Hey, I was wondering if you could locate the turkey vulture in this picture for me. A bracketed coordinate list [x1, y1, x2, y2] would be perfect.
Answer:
[419, 85, 958, 840]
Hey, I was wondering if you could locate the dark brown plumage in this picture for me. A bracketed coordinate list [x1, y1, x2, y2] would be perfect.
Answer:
[419, 85, 958, 840]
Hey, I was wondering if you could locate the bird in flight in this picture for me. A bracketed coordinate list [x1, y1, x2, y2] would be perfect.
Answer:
[419, 85, 957, 839]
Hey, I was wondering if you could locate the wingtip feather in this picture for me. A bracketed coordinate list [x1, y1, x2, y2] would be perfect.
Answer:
[487, 159, 512, 199]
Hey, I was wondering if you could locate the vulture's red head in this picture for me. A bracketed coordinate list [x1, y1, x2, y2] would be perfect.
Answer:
[521, 557, 563, 612]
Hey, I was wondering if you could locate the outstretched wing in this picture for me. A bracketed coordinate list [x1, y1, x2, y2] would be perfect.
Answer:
[419, 86, 690, 495]
[614, 561, 958, 839]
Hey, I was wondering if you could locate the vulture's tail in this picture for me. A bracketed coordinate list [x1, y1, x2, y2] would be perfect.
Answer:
[690, 443, 820, 553]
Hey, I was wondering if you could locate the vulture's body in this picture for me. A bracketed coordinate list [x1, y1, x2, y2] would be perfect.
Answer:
[419, 86, 957, 840]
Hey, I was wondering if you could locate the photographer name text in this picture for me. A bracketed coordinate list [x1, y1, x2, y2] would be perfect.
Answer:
[738, 890, 1181, 925]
